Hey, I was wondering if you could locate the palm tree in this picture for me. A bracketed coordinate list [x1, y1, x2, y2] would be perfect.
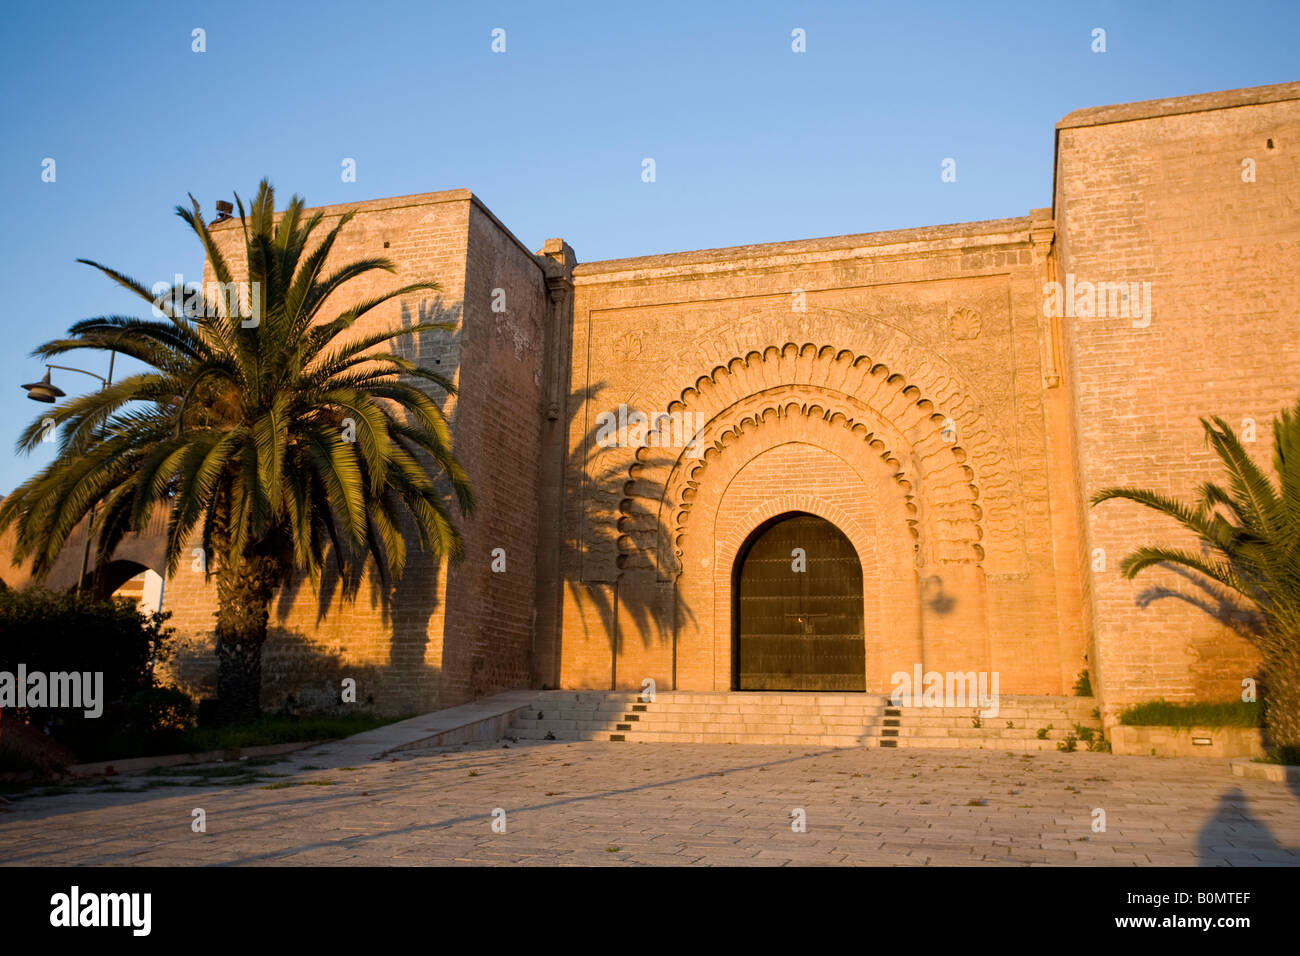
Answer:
[1092, 402, 1300, 755]
[0, 181, 472, 722]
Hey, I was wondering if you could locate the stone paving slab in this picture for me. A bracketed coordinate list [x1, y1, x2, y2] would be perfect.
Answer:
[2, 742, 1298, 866]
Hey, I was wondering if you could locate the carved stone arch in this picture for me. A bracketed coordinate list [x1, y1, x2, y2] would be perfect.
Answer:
[610, 344, 991, 581]
[659, 398, 933, 569]
[670, 403, 978, 571]
[667, 333, 1023, 555]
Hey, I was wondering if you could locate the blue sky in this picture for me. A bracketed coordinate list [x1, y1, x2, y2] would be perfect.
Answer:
[0, 0, 1296, 494]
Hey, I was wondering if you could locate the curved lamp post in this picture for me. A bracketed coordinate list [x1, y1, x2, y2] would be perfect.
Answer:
[20, 358, 116, 594]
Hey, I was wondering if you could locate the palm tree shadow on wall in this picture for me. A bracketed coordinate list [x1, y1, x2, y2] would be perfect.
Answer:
[1136, 563, 1278, 740]
[266, 297, 463, 711]
[561, 383, 696, 681]
[1135, 563, 1267, 642]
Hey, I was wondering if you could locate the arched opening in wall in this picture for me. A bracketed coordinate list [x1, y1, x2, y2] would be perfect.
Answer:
[732, 512, 865, 691]
[87, 560, 162, 608]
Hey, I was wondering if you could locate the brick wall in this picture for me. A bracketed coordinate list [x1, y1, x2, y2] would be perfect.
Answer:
[1054, 82, 1300, 717]
[15, 81, 1288, 720]
[436, 202, 548, 704]
[160, 189, 549, 715]
[552, 217, 1085, 694]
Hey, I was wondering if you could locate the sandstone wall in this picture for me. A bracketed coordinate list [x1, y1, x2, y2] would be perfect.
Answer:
[161, 189, 548, 714]
[10, 81, 1294, 721]
[436, 201, 548, 703]
[553, 218, 1087, 694]
[1054, 82, 1300, 717]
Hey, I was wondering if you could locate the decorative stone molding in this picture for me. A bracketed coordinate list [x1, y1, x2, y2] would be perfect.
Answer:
[536, 238, 576, 421]
[1027, 210, 1061, 389]
[949, 307, 982, 340]
[591, 343, 998, 583]
[612, 331, 642, 362]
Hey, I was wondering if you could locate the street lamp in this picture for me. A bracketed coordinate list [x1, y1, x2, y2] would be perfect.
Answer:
[20, 369, 66, 403]
[23, 363, 108, 397]
[21, 359, 116, 594]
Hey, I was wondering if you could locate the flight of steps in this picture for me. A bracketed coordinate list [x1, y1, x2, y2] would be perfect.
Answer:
[884, 696, 1104, 751]
[504, 691, 1104, 751]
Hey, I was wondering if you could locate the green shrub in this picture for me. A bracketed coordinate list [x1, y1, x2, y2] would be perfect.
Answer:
[1255, 747, 1300, 766]
[0, 587, 191, 760]
[1087, 734, 1112, 753]
[1118, 699, 1263, 728]
[1072, 670, 1093, 696]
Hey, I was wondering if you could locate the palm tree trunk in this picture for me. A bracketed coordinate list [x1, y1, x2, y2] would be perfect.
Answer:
[214, 552, 281, 724]
[1263, 640, 1300, 758]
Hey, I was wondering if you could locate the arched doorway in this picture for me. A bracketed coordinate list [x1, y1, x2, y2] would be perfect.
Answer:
[85, 559, 161, 607]
[732, 512, 865, 691]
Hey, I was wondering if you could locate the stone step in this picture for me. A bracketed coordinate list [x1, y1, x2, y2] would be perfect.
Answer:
[508, 727, 879, 746]
[505, 692, 1104, 750]
[516, 705, 888, 720]
[519, 713, 1093, 727]
[890, 737, 1065, 751]
[510, 711, 1093, 728]
[526, 693, 887, 706]
[573, 706, 884, 719]
[893, 717, 1101, 731]
[506, 726, 1090, 750]
[513, 707, 888, 722]
[892, 726, 1095, 740]
[631, 701, 888, 712]
[633, 721, 884, 735]
[523, 693, 1094, 709]
[510, 718, 886, 735]
[891, 707, 1099, 717]
[613, 732, 877, 746]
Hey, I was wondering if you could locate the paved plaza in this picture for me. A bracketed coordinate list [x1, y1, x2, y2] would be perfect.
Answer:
[2, 741, 1299, 866]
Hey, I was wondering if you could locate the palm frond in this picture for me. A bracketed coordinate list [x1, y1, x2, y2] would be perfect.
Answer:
[1, 181, 472, 607]
[1093, 405, 1300, 650]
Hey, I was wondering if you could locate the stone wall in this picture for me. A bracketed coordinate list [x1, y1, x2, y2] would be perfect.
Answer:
[1053, 82, 1300, 718]
[7, 81, 1295, 720]
[436, 201, 549, 703]
[161, 189, 551, 715]
[550, 216, 1087, 694]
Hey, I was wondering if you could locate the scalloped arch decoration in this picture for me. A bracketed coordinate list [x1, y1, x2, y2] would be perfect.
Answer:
[600, 343, 999, 581]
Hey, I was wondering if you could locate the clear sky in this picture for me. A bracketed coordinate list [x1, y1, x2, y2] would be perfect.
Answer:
[0, 0, 1296, 494]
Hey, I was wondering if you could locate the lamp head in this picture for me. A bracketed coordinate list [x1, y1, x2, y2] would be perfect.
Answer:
[21, 369, 65, 403]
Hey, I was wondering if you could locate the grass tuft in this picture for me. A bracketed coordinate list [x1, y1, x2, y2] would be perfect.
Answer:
[1118, 700, 1261, 728]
